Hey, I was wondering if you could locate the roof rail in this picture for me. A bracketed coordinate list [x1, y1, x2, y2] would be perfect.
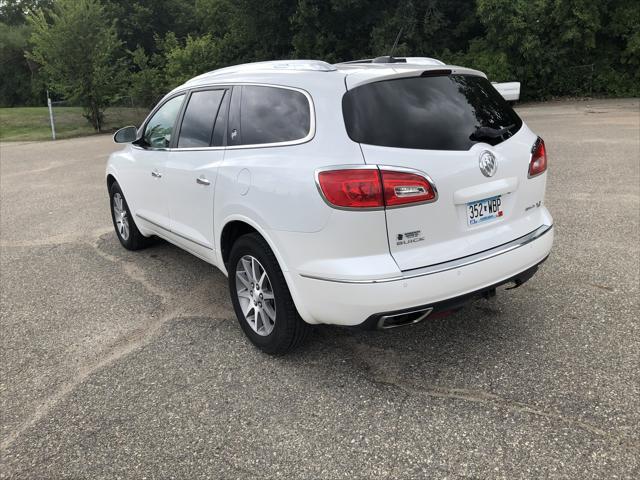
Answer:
[337, 57, 445, 66]
[185, 60, 337, 84]
[339, 59, 375, 64]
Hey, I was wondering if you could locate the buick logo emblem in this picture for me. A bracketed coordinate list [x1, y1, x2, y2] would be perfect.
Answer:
[479, 151, 497, 177]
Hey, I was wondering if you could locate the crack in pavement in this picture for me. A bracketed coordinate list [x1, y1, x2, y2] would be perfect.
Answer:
[0, 234, 191, 451]
[0, 309, 188, 452]
[0, 154, 108, 179]
[0, 227, 113, 248]
[333, 335, 639, 451]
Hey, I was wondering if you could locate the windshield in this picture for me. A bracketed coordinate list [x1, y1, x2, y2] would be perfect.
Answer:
[342, 74, 522, 151]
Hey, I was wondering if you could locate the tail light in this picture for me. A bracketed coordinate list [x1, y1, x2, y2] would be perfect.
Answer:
[529, 137, 547, 177]
[316, 168, 383, 208]
[316, 167, 437, 209]
[380, 168, 437, 206]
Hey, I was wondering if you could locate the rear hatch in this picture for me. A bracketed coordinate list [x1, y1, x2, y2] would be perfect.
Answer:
[343, 69, 548, 271]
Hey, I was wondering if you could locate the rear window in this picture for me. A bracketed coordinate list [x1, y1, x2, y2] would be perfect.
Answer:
[342, 74, 522, 151]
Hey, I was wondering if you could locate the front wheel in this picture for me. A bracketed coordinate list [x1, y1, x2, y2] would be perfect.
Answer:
[228, 233, 309, 354]
[109, 182, 151, 250]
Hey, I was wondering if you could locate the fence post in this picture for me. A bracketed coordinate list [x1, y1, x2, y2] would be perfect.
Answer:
[47, 90, 56, 140]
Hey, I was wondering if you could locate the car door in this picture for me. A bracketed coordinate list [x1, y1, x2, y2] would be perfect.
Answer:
[130, 93, 185, 232]
[165, 87, 230, 258]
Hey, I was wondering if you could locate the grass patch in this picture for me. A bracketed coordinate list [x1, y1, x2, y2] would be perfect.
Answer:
[0, 106, 147, 142]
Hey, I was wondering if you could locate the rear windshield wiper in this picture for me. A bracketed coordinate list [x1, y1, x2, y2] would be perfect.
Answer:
[469, 124, 515, 143]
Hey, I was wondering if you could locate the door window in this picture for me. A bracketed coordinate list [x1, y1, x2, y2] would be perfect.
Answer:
[177, 90, 226, 148]
[142, 94, 185, 149]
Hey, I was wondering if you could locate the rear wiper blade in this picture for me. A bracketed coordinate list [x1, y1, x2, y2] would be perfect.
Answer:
[470, 124, 515, 142]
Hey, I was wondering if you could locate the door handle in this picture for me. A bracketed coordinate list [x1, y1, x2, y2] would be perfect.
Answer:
[196, 177, 211, 186]
[151, 170, 162, 178]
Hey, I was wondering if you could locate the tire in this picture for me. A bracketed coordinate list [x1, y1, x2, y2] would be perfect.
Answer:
[109, 182, 151, 251]
[228, 233, 310, 354]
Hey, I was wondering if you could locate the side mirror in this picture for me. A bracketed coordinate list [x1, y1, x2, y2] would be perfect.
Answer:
[113, 126, 139, 143]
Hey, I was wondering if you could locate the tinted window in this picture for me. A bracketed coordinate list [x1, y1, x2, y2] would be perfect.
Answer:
[342, 74, 523, 151]
[177, 90, 225, 148]
[143, 94, 184, 148]
[238, 86, 311, 145]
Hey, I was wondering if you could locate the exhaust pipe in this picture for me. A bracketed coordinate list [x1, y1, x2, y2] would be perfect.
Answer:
[376, 307, 434, 330]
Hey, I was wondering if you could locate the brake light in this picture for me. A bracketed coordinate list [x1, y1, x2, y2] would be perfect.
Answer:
[317, 169, 383, 208]
[529, 137, 547, 177]
[381, 169, 437, 206]
[317, 167, 437, 209]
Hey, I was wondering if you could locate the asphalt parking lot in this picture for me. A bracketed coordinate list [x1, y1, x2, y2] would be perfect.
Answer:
[1, 98, 639, 479]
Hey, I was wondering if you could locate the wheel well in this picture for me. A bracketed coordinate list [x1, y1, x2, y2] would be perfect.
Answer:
[106, 174, 117, 191]
[220, 221, 259, 267]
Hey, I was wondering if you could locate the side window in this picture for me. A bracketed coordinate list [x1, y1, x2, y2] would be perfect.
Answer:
[177, 89, 225, 148]
[234, 86, 311, 146]
[143, 94, 185, 149]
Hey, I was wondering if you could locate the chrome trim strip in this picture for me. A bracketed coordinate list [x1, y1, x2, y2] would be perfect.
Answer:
[135, 214, 213, 250]
[166, 145, 226, 152]
[299, 224, 553, 284]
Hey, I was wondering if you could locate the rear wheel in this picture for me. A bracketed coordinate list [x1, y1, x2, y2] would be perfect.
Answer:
[109, 182, 151, 250]
[228, 233, 309, 354]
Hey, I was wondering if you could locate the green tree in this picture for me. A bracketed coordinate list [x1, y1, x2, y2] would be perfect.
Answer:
[0, 0, 52, 106]
[0, 22, 33, 106]
[292, 0, 385, 62]
[475, 0, 639, 98]
[164, 33, 222, 87]
[27, 0, 124, 130]
[102, 0, 198, 54]
[197, 0, 297, 63]
[0, 0, 52, 25]
[369, 0, 481, 59]
[1, 0, 636, 110]
[127, 32, 184, 108]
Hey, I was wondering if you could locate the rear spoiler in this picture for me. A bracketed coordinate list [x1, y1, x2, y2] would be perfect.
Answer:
[492, 82, 521, 102]
[344, 65, 485, 90]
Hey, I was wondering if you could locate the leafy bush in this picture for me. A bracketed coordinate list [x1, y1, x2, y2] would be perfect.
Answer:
[6, 0, 639, 116]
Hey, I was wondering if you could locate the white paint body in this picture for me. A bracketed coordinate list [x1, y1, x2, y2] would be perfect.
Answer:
[106, 60, 552, 326]
[493, 81, 521, 102]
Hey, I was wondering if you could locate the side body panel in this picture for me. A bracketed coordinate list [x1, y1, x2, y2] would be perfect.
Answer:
[128, 146, 171, 231]
[107, 145, 170, 235]
[165, 148, 222, 260]
[213, 76, 371, 260]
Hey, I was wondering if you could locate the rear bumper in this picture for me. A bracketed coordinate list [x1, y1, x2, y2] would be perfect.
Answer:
[289, 224, 553, 326]
[359, 259, 544, 330]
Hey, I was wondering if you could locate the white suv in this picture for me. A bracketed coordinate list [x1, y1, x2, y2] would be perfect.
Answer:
[107, 59, 553, 354]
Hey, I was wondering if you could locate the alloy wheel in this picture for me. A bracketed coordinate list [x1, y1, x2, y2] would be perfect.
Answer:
[235, 255, 276, 336]
[112, 192, 130, 241]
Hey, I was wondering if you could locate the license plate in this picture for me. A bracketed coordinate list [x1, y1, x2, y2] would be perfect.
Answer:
[467, 196, 504, 226]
